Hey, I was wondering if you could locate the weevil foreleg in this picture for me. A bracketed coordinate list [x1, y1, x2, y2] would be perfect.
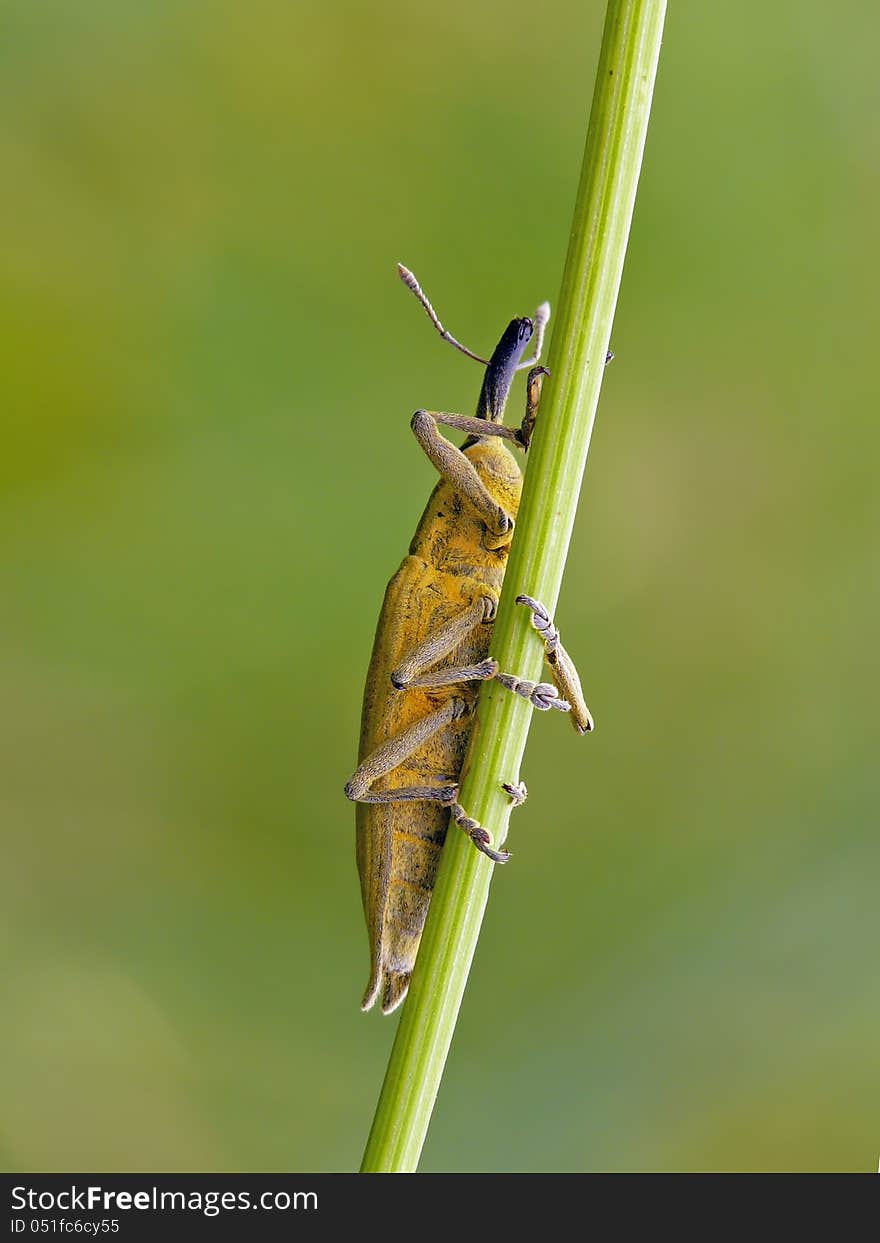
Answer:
[413, 410, 523, 444]
[518, 353, 613, 449]
[411, 410, 517, 549]
[519, 366, 548, 450]
[515, 594, 594, 735]
[391, 596, 498, 690]
[345, 698, 468, 806]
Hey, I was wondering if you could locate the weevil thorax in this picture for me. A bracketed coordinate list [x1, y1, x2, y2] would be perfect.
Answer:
[475, 316, 533, 422]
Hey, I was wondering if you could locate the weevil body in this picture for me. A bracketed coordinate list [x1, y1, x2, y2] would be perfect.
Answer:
[346, 267, 594, 1015]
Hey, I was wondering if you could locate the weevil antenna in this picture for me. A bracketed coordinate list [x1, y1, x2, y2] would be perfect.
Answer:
[516, 300, 551, 370]
[397, 264, 490, 366]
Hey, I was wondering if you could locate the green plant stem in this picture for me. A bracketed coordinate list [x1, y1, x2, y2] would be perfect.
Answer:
[360, 0, 667, 1174]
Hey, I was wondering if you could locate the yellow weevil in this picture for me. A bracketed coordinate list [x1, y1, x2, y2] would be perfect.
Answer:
[346, 266, 593, 1015]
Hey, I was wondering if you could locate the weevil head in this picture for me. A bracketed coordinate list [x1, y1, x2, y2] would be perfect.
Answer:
[476, 316, 533, 422]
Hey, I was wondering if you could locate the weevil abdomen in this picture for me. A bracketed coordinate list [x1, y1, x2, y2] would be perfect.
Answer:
[356, 439, 522, 1014]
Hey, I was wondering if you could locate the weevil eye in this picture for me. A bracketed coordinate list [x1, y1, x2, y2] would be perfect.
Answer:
[519, 318, 533, 342]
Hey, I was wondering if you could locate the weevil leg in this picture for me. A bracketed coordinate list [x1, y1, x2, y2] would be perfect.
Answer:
[515, 594, 594, 735]
[450, 802, 511, 865]
[390, 594, 573, 710]
[413, 410, 523, 443]
[518, 366, 548, 450]
[518, 353, 612, 448]
[345, 698, 468, 806]
[391, 597, 497, 690]
[411, 410, 517, 549]
[397, 659, 499, 690]
[493, 671, 571, 713]
[502, 780, 528, 806]
[347, 699, 509, 864]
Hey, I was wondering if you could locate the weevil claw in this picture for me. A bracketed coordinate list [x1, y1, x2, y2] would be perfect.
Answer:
[450, 802, 510, 864]
[469, 825, 511, 863]
[478, 842, 511, 864]
[502, 780, 528, 806]
[534, 685, 571, 713]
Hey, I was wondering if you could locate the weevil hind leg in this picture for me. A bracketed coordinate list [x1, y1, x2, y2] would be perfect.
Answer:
[448, 778, 527, 866]
[450, 802, 511, 864]
[515, 594, 593, 734]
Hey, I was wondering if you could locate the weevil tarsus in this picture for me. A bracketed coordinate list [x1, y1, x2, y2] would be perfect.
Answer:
[502, 780, 528, 806]
[519, 365, 549, 450]
[494, 671, 571, 712]
[515, 594, 594, 735]
[450, 802, 511, 865]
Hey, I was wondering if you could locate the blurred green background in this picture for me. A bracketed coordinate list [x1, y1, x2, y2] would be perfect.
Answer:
[2, 0, 877, 1172]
